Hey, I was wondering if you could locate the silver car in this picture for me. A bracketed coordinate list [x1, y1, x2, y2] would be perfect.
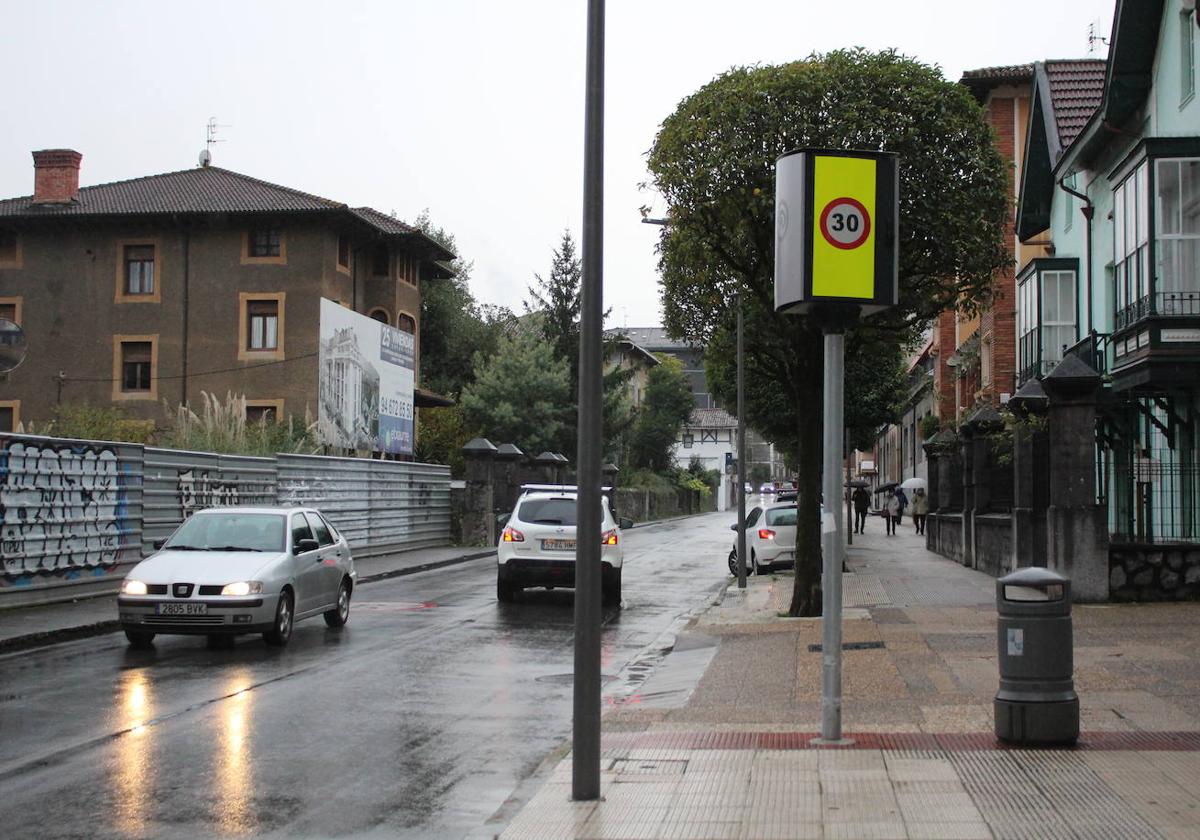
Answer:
[118, 506, 355, 648]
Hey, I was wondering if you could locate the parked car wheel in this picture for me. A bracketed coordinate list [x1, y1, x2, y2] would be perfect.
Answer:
[263, 589, 294, 647]
[124, 629, 155, 649]
[602, 567, 622, 606]
[497, 576, 519, 603]
[324, 578, 352, 628]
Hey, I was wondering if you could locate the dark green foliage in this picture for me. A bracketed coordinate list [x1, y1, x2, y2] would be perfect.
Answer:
[629, 355, 695, 472]
[648, 50, 1011, 614]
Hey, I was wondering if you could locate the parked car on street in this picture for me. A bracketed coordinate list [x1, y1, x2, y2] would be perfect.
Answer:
[727, 501, 798, 576]
[497, 486, 631, 605]
[118, 507, 356, 649]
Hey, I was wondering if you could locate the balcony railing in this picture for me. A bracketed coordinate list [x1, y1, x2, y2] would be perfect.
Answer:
[1114, 292, 1200, 332]
[1064, 331, 1112, 377]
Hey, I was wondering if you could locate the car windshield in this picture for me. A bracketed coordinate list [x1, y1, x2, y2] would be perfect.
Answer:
[518, 498, 578, 526]
[165, 512, 286, 552]
[765, 507, 797, 527]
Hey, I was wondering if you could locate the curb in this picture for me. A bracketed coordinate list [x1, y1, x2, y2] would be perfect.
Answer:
[0, 549, 496, 656]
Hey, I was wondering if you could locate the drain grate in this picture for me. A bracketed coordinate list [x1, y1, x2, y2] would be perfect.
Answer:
[807, 640, 886, 652]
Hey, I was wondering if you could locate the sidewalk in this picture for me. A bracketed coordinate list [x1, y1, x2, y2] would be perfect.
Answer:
[0, 544, 495, 652]
[496, 526, 1200, 840]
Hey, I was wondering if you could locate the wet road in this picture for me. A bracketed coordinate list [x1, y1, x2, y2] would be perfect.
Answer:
[0, 511, 734, 839]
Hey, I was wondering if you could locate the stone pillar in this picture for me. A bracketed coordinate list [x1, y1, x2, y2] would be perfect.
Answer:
[1042, 355, 1109, 601]
[462, 437, 497, 546]
[963, 405, 1003, 570]
[494, 443, 525, 521]
[553, 452, 570, 485]
[958, 421, 977, 568]
[1009, 378, 1049, 570]
[534, 451, 559, 484]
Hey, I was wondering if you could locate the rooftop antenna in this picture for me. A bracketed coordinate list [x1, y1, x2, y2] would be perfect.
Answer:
[199, 116, 231, 167]
[1087, 20, 1109, 56]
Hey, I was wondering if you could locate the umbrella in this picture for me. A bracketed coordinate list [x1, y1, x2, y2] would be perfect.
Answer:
[874, 482, 897, 494]
[845, 478, 870, 488]
[899, 477, 926, 491]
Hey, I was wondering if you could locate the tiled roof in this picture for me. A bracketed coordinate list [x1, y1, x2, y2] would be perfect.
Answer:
[687, 408, 737, 429]
[959, 64, 1034, 101]
[609, 326, 698, 350]
[0, 165, 344, 217]
[1043, 59, 1107, 148]
[348, 205, 417, 236]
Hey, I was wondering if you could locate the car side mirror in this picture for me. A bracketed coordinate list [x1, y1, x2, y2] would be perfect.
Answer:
[729, 523, 738, 531]
[153, 538, 167, 551]
[619, 517, 633, 530]
[295, 538, 320, 554]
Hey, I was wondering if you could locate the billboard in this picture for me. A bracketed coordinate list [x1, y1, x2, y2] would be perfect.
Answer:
[318, 298, 414, 454]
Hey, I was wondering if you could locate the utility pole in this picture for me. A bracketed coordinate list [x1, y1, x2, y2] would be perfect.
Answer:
[572, 0, 605, 803]
[736, 291, 747, 588]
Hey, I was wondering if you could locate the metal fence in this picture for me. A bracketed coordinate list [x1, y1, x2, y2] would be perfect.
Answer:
[1, 432, 451, 600]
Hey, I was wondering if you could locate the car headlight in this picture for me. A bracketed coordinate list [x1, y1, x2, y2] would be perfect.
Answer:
[220, 581, 264, 596]
[122, 579, 148, 596]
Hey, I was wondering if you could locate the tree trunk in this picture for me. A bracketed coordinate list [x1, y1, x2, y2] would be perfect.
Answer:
[789, 332, 823, 616]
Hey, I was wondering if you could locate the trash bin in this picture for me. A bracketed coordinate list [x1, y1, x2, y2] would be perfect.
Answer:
[994, 567, 1079, 745]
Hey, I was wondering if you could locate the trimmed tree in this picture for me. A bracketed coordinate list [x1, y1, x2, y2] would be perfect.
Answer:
[648, 49, 1010, 615]
[629, 354, 696, 472]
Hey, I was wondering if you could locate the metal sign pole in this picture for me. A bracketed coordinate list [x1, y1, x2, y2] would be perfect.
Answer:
[572, 0, 604, 802]
[819, 328, 847, 743]
[736, 291, 747, 588]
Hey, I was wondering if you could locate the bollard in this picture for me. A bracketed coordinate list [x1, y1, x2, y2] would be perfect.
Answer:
[994, 567, 1079, 745]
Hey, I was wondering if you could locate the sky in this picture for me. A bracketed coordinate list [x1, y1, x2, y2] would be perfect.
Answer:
[1, 0, 1114, 330]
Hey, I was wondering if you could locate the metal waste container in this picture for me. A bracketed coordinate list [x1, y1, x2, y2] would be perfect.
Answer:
[994, 567, 1079, 745]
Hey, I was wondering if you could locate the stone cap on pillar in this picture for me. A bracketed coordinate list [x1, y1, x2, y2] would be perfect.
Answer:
[1007, 376, 1049, 417]
[602, 462, 619, 476]
[462, 437, 498, 458]
[1041, 354, 1102, 400]
[552, 452, 570, 464]
[495, 443, 525, 461]
[534, 451, 559, 466]
[923, 428, 959, 455]
[962, 403, 1004, 434]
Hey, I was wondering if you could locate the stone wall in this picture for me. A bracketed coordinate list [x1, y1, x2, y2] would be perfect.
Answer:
[1109, 545, 1200, 602]
[928, 512, 964, 564]
[973, 513, 1013, 577]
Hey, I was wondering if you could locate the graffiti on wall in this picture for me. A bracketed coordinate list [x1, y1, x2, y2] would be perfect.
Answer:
[177, 469, 240, 519]
[0, 441, 127, 579]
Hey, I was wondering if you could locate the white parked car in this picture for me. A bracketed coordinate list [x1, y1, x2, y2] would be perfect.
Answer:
[727, 501, 798, 575]
[496, 485, 631, 605]
[118, 507, 356, 648]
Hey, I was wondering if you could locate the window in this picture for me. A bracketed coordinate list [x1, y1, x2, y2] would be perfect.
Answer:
[372, 246, 390, 277]
[305, 512, 335, 546]
[247, 299, 279, 350]
[238, 292, 285, 361]
[337, 234, 351, 271]
[0, 230, 18, 267]
[1155, 158, 1200, 305]
[124, 244, 155, 295]
[0, 299, 18, 325]
[397, 312, 416, 333]
[1042, 270, 1077, 366]
[291, 513, 315, 549]
[1114, 161, 1151, 325]
[245, 401, 283, 424]
[368, 308, 390, 325]
[249, 227, 281, 258]
[745, 507, 762, 528]
[1017, 260, 1078, 383]
[682, 433, 694, 449]
[0, 401, 18, 433]
[1183, 9, 1196, 105]
[121, 342, 152, 392]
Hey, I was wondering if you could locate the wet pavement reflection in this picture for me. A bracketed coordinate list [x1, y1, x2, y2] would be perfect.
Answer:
[0, 512, 732, 839]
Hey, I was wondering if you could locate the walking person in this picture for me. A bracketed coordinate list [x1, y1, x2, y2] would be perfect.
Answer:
[911, 487, 929, 535]
[885, 489, 900, 535]
[851, 485, 871, 534]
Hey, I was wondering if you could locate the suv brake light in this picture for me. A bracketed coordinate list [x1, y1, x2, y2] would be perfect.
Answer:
[502, 526, 525, 542]
[601, 529, 618, 546]
[758, 529, 776, 540]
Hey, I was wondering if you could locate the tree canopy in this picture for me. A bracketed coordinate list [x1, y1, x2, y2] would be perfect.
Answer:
[648, 49, 1010, 614]
[628, 354, 696, 472]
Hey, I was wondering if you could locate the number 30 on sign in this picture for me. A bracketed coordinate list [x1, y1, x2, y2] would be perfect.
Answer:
[819, 198, 870, 250]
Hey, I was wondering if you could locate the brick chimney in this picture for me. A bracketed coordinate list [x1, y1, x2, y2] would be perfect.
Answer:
[32, 149, 82, 204]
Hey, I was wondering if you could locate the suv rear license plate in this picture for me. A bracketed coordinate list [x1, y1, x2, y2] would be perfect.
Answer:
[156, 603, 208, 616]
[541, 538, 576, 551]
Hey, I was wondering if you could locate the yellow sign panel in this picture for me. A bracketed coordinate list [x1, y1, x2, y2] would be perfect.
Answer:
[811, 155, 877, 299]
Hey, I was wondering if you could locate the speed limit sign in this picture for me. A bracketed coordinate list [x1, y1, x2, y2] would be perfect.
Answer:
[819, 198, 871, 250]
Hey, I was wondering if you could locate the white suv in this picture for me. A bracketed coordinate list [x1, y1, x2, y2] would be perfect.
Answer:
[496, 486, 629, 605]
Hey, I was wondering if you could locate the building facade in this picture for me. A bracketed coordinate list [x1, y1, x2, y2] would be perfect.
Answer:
[0, 150, 453, 437]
